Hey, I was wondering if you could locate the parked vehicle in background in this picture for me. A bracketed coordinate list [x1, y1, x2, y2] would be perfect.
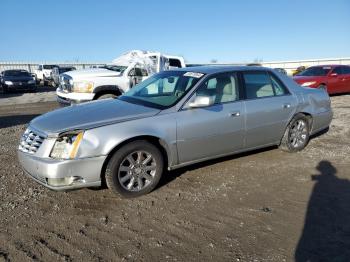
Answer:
[292, 66, 307, 76]
[293, 65, 350, 94]
[18, 66, 332, 197]
[34, 64, 58, 85]
[274, 68, 287, 75]
[51, 66, 76, 87]
[56, 50, 185, 105]
[1, 69, 36, 93]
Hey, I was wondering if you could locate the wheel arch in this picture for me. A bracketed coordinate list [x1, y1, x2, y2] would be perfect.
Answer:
[93, 85, 123, 99]
[280, 111, 313, 142]
[100, 135, 171, 186]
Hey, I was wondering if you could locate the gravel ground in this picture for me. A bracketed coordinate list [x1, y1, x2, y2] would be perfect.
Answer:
[0, 87, 56, 106]
[0, 95, 349, 261]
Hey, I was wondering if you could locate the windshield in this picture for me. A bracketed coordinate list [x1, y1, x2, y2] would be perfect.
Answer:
[119, 71, 204, 109]
[297, 66, 331, 76]
[101, 65, 128, 73]
[43, 65, 57, 69]
[4, 70, 30, 77]
[59, 67, 75, 73]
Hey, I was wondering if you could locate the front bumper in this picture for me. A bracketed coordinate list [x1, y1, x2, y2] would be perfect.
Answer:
[4, 83, 36, 91]
[56, 88, 95, 106]
[18, 150, 106, 191]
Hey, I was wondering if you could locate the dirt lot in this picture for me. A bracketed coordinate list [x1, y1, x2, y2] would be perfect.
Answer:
[0, 94, 349, 262]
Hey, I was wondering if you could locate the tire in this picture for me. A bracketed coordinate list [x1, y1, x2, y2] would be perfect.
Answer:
[279, 113, 310, 152]
[105, 141, 164, 198]
[318, 84, 327, 92]
[96, 93, 117, 100]
[43, 76, 48, 86]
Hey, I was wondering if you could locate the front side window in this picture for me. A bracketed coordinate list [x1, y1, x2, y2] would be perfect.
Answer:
[243, 72, 274, 99]
[195, 73, 239, 104]
[333, 66, 350, 75]
[341, 66, 350, 74]
[120, 71, 203, 109]
[332, 67, 343, 75]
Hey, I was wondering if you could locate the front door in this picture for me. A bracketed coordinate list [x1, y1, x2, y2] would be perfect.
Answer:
[176, 72, 245, 164]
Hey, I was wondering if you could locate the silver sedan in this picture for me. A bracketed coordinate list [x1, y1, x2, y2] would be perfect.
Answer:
[18, 66, 332, 197]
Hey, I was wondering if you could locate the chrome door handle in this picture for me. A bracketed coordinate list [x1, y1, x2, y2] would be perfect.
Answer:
[229, 111, 240, 117]
[283, 103, 291, 109]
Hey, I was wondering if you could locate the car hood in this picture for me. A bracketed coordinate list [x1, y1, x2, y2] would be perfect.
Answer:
[30, 99, 160, 135]
[64, 68, 122, 80]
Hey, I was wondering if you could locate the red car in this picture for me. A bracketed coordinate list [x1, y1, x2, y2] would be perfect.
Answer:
[293, 65, 350, 94]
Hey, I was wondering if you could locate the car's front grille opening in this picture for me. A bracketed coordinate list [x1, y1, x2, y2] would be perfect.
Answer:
[18, 129, 45, 154]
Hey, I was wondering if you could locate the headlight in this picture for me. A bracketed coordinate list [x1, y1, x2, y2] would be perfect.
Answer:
[4, 81, 13, 85]
[72, 81, 94, 93]
[50, 131, 84, 159]
[28, 80, 36, 84]
[301, 81, 316, 87]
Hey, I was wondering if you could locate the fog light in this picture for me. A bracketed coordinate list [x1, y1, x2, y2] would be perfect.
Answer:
[47, 177, 74, 187]
[47, 176, 85, 187]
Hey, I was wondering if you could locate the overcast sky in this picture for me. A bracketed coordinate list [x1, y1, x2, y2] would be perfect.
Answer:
[1, 0, 349, 63]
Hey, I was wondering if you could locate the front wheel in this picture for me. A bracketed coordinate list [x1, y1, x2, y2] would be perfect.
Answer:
[318, 84, 328, 93]
[96, 93, 117, 100]
[280, 114, 310, 152]
[105, 141, 164, 198]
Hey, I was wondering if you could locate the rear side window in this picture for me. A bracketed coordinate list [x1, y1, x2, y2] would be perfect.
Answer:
[269, 73, 289, 96]
[243, 72, 274, 99]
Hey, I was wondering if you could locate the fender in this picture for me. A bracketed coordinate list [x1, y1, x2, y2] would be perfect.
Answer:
[93, 85, 124, 98]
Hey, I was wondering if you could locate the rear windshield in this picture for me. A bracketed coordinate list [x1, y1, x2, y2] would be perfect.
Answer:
[3, 70, 30, 77]
[297, 67, 331, 76]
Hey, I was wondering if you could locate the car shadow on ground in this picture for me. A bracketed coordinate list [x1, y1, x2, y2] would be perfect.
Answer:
[0, 114, 40, 129]
[295, 160, 350, 261]
[158, 146, 276, 188]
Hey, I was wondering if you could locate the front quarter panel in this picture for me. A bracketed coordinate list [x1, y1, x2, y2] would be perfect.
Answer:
[77, 113, 178, 167]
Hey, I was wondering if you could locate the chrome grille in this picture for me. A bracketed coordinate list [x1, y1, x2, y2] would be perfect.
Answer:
[18, 129, 45, 154]
[59, 74, 72, 92]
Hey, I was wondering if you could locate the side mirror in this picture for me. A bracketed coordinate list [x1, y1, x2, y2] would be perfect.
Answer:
[188, 95, 215, 108]
[330, 73, 338, 77]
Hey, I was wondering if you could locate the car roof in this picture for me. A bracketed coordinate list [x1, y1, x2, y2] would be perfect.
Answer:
[176, 65, 272, 74]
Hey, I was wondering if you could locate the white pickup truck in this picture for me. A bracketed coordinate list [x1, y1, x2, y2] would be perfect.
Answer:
[56, 50, 185, 105]
[34, 64, 58, 85]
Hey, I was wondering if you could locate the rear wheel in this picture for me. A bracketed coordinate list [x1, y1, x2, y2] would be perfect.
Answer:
[280, 113, 310, 152]
[105, 141, 164, 198]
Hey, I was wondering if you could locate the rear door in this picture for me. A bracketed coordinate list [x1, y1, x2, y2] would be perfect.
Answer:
[176, 72, 245, 163]
[242, 71, 297, 148]
[339, 66, 350, 93]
